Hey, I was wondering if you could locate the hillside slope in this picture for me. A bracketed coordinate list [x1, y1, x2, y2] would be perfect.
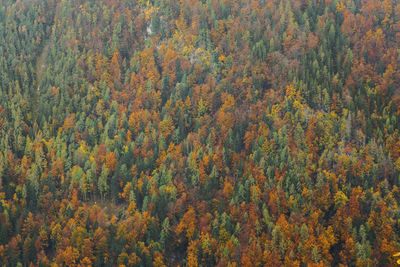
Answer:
[0, 0, 399, 265]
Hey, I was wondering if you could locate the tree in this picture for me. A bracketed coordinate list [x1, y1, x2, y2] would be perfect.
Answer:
[99, 164, 109, 200]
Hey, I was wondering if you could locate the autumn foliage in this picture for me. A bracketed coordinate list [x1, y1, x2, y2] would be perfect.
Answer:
[0, 0, 399, 266]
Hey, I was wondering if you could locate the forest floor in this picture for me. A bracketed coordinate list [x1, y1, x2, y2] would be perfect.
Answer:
[87, 197, 128, 217]
[36, 41, 49, 89]
[33, 40, 50, 122]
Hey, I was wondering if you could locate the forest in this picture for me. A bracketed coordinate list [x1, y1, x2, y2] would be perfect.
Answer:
[0, 0, 399, 265]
